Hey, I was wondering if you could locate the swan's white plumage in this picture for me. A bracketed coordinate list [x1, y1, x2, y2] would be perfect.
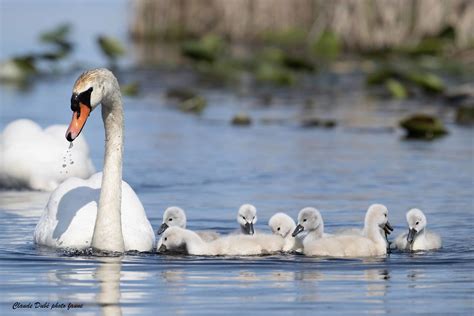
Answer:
[158, 206, 219, 242]
[268, 212, 302, 252]
[34, 68, 155, 252]
[158, 227, 285, 256]
[395, 208, 442, 251]
[0, 119, 95, 191]
[34, 172, 155, 251]
[303, 204, 391, 258]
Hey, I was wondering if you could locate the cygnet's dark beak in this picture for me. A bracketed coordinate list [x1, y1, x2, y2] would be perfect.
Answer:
[407, 228, 417, 244]
[383, 221, 394, 235]
[244, 222, 255, 235]
[157, 223, 169, 235]
[292, 224, 304, 237]
[157, 244, 167, 253]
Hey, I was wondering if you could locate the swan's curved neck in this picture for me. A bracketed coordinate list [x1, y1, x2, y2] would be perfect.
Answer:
[363, 223, 386, 247]
[92, 89, 125, 252]
[310, 221, 324, 238]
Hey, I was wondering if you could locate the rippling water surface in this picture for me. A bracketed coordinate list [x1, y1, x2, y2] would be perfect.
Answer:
[1, 1, 473, 315]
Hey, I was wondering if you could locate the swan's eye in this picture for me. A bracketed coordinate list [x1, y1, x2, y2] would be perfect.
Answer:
[253, 216, 255, 220]
[384, 214, 387, 217]
[303, 219, 307, 222]
[169, 218, 173, 221]
[415, 221, 419, 225]
[277, 227, 281, 231]
[164, 237, 167, 241]
[242, 216, 246, 220]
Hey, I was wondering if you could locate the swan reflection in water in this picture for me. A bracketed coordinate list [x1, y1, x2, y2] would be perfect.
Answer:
[95, 257, 122, 316]
[157, 261, 389, 312]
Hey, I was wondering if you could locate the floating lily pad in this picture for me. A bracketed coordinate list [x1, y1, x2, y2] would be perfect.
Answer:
[121, 82, 140, 96]
[399, 114, 448, 139]
[406, 72, 444, 94]
[40, 24, 71, 44]
[385, 79, 407, 99]
[455, 105, 474, 125]
[165, 88, 198, 101]
[256, 63, 295, 85]
[97, 36, 126, 61]
[231, 113, 252, 126]
[301, 117, 337, 128]
[179, 96, 207, 114]
[181, 35, 225, 63]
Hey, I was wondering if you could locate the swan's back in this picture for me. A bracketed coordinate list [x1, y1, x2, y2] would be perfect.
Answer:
[304, 235, 382, 257]
[210, 234, 285, 256]
[34, 172, 155, 251]
[196, 231, 220, 242]
[0, 119, 94, 191]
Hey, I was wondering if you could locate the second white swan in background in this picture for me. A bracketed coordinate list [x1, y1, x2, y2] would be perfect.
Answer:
[0, 119, 94, 191]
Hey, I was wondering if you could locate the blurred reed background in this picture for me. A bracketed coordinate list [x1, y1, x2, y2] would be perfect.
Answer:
[130, 0, 474, 49]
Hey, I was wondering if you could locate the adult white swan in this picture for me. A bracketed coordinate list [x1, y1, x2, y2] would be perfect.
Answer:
[0, 119, 95, 191]
[34, 68, 155, 252]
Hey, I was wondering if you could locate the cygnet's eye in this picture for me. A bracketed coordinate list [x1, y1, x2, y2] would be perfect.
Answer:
[169, 218, 173, 221]
[384, 214, 387, 217]
[277, 227, 281, 231]
[242, 216, 246, 220]
[415, 221, 419, 225]
[253, 216, 255, 220]
[303, 219, 307, 222]
[164, 237, 167, 241]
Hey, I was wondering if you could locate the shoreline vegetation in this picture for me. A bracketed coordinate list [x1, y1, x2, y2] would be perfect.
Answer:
[130, 0, 473, 50]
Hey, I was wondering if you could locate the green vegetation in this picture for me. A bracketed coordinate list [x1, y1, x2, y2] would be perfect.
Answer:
[301, 117, 337, 128]
[231, 113, 252, 126]
[399, 114, 448, 139]
[181, 35, 225, 63]
[455, 106, 474, 125]
[97, 35, 126, 66]
[121, 82, 140, 96]
[178, 96, 207, 114]
[311, 31, 341, 61]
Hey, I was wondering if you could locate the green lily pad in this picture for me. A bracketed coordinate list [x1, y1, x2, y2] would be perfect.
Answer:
[400, 114, 448, 139]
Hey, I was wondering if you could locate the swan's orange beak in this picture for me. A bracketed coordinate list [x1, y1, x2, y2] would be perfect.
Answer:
[65, 103, 91, 142]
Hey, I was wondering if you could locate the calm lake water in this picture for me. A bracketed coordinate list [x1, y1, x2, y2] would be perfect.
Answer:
[1, 1, 473, 315]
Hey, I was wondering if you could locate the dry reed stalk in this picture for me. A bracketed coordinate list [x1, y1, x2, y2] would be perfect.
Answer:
[130, 0, 474, 49]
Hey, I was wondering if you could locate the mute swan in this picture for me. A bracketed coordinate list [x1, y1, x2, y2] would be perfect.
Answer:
[395, 208, 441, 251]
[0, 119, 95, 191]
[291, 207, 329, 244]
[268, 212, 303, 252]
[157, 226, 285, 256]
[34, 68, 155, 252]
[157, 206, 219, 242]
[237, 204, 257, 235]
[303, 204, 393, 257]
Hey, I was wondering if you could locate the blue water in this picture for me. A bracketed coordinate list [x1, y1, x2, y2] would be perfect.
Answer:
[1, 1, 474, 315]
